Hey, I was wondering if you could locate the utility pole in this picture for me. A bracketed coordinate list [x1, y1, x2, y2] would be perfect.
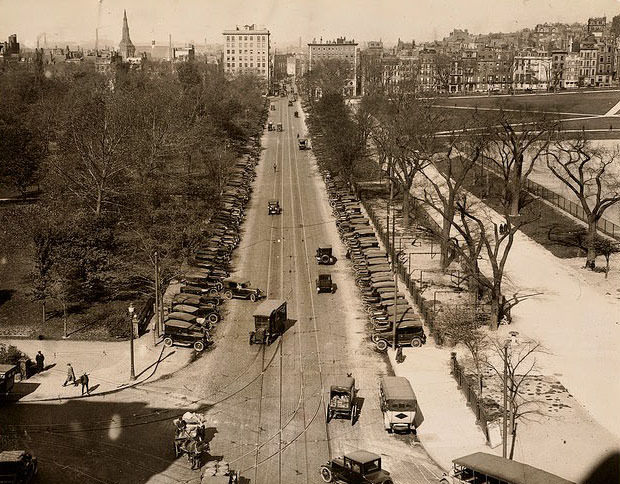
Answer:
[128, 304, 136, 381]
[502, 341, 508, 458]
[154, 251, 160, 341]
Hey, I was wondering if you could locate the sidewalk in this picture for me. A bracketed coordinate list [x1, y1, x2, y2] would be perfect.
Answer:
[2, 331, 192, 402]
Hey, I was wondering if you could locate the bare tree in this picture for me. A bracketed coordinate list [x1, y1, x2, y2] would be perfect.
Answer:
[485, 337, 546, 460]
[544, 136, 620, 270]
[486, 110, 555, 216]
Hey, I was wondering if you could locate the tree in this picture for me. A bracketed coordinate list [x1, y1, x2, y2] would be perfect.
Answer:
[304, 58, 352, 99]
[422, 126, 486, 269]
[485, 337, 545, 460]
[544, 136, 620, 270]
[485, 110, 555, 216]
[49, 84, 137, 217]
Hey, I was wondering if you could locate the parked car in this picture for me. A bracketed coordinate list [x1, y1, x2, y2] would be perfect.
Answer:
[222, 278, 264, 301]
[171, 304, 220, 324]
[372, 319, 427, 350]
[319, 450, 393, 483]
[277, 122, 283, 132]
[268, 200, 282, 215]
[298, 138, 309, 150]
[0, 451, 37, 484]
[163, 320, 210, 352]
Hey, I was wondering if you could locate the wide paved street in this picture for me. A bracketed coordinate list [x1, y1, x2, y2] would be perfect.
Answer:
[0, 96, 443, 483]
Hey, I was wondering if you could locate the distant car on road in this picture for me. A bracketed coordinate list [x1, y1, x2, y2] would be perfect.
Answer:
[268, 199, 282, 215]
[298, 138, 309, 150]
[316, 273, 336, 294]
[316, 246, 337, 265]
[319, 450, 393, 483]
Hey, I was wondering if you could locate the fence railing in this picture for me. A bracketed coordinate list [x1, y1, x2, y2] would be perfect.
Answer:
[450, 352, 491, 443]
[360, 194, 443, 345]
[478, 158, 620, 240]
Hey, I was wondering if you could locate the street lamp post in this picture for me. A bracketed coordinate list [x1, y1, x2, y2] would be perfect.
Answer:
[502, 341, 508, 458]
[128, 303, 136, 381]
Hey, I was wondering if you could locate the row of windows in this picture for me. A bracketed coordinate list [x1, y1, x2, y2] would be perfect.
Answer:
[226, 62, 267, 68]
[226, 35, 267, 41]
[226, 49, 266, 55]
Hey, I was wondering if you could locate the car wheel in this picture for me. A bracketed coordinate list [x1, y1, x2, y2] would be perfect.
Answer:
[193, 341, 205, 352]
[216, 282, 223, 291]
[224, 290, 233, 300]
[320, 466, 333, 483]
[411, 336, 423, 347]
[371, 334, 380, 343]
[208, 313, 220, 324]
[375, 339, 388, 351]
[163, 337, 173, 348]
[208, 287, 218, 296]
[249, 293, 257, 302]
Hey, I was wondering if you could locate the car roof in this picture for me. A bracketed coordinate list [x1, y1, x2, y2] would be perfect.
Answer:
[167, 312, 196, 321]
[165, 320, 195, 329]
[253, 299, 286, 317]
[345, 450, 381, 464]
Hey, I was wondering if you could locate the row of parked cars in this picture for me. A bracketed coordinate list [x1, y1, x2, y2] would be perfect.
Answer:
[163, 144, 266, 352]
[322, 174, 427, 351]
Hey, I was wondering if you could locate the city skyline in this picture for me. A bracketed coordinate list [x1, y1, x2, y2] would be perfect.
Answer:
[2, 0, 620, 50]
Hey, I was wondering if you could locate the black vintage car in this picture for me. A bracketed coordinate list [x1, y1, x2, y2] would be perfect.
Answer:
[222, 278, 264, 302]
[320, 450, 393, 484]
[316, 246, 337, 265]
[372, 319, 427, 350]
[163, 320, 210, 352]
[268, 200, 282, 215]
[316, 273, 336, 294]
[0, 451, 37, 484]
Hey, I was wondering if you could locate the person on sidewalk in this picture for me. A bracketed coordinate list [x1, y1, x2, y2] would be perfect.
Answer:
[79, 373, 90, 395]
[35, 351, 45, 373]
[396, 345, 404, 364]
[63, 363, 76, 387]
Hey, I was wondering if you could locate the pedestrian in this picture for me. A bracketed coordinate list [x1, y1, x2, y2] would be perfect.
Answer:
[35, 351, 45, 373]
[79, 373, 90, 395]
[396, 345, 404, 364]
[273, 162, 277, 172]
[63, 363, 76, 387]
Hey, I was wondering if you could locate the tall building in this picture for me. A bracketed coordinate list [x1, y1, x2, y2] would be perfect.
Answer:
[118, 10, 136, 59]
[308, 37, 358, 96]
[223, 24, 270, 84]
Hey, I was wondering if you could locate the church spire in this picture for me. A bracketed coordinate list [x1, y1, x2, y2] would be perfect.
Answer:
[119, 9, 135, 59]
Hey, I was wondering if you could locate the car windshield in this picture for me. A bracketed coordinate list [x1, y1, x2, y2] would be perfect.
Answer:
[364, 459, 380, 474]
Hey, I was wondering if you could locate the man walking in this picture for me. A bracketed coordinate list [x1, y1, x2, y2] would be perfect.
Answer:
[79, 373, 90, 395]
[63, 363, 76, 387]
[35, 351, 45, 373]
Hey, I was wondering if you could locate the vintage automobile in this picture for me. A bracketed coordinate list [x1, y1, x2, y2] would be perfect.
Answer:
[222, 278, 264, 302]
[173, 293, 221, 307]
[298, 138, 309, 150]
[319, 450, 393, 484]
[180, 284, 219, 297]
[327, 375, 357, 424]
[270, 104, 276, 111]
[316, 273, 336, 294]
[294, 110, 299, 118]
[316, 246, 337, 265]
[379, 376, 424, 433]
[268, 200, 282, 215]
[372, 319, 427, 350]
[171, 304, 220, 325]
[163, 320, 210, 352]
[267, 121, 274, 131]
[0, 451, 37, 483]
[277, 122, 283, 132]
[250, 299, 287, 344]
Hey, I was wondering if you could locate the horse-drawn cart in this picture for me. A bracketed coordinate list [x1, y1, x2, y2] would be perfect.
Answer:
[174, 412, 210, 469]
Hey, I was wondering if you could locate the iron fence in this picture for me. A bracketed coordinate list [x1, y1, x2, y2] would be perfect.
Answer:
[451, 352, 491, 443]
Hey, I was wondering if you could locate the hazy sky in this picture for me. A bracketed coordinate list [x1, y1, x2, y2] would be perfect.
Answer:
[2, 0, 620, 49]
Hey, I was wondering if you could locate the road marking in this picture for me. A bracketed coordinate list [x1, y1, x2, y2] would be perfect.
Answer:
[604, 98, 620, 116]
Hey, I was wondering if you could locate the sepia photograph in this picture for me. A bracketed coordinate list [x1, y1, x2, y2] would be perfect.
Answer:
[0, 1, 619, 483]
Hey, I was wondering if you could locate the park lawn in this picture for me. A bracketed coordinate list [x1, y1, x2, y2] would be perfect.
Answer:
[433, 89, 620, 116]
[0, 205, 134, 341]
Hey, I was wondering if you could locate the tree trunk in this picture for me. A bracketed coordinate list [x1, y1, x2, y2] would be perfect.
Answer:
[605, 255, 610, 279]
[585, 218, 597, 270]
[41, 300, 46, 325]
[95, 190, 102, 217]
[402, 188, 410, 230]
[440, 206, 455, 270]
[509, 422, 518, 460]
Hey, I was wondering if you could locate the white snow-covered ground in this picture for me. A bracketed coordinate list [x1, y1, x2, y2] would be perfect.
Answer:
[417, 163, 620, 442]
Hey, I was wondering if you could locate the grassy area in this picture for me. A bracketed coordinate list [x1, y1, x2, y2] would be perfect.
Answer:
[433, 90, 620, 115]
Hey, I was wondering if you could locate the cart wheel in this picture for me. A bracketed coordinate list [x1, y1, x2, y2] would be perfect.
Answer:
[249, 293, 257, 302]
[163, 337, 173, 348]
[194, 341, 205, 352]
[224, 290, 233, 300]
[375, 339, 388, 351]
